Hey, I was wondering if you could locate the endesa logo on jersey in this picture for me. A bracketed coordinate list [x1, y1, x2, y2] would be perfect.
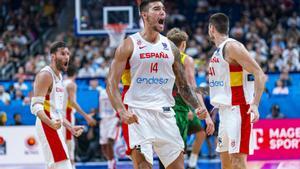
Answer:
[209, 80, 224, 87]
[136, 76, 169, 85]
[140, 52, 169, 59]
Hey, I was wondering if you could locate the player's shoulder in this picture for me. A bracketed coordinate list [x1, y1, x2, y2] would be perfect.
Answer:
[226, 38, 244, 49]
[36, 70, 52, 80]
[117, 36, 134, 52]
[34, 70, 53, 86]
[66, 80, 76, 89]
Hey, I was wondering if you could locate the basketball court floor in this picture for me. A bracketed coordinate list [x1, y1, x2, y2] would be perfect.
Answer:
[1, 159, 299, 169]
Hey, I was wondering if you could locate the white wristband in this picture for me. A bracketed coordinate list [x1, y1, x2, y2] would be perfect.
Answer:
[30, 97, 45, 116]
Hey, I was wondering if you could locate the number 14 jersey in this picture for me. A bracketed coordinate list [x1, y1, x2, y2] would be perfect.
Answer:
[123, 32, 175, 109]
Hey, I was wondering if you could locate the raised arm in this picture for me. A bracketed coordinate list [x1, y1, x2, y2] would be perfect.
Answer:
[170, 41, 206, 119]
[225, 41, 267, 122]
[31, 71, 61, 130]
[106, 38, 138, 124]
[67, 82, 96, 126]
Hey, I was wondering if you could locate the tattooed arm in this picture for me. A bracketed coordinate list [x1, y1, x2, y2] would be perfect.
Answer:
[170, 40, 207, 119]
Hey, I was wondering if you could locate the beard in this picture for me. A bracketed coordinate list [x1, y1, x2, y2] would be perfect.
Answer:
[146, 17, 163, 32]
[55, 59, 67, 72]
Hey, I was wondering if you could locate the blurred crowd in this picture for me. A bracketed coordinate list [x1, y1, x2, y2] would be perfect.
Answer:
[0, 0, 298, 109]
[0, 0, 63, 78]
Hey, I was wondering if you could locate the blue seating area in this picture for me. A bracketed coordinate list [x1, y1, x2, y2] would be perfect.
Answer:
[0, 73, 299, 125]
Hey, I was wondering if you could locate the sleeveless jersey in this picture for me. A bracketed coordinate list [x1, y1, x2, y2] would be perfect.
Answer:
[40, 66, 65, 120]
[36, 66, 69, 163]
[123, 32, 176, 109]
[208, 38, 254, 107]
[63, 79, 75, 140]
[99, 87, 116, 118]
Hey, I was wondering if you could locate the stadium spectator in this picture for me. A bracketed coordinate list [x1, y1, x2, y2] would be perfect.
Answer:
[0, 85, 10, 105]
[0, 111, 7, 126]
[282, 40, 300, 71]
[272, 80, 289, 95]
[13, 89, 24, 101]
[89, 79, 102, 91]
[279, 66, 292, 86]
[0, 41, 9, 68]
[78, 61, 95, 78]
[12, 113, 23, 125]
[266, 104, 285, 119]
[13, 77, 28, 91]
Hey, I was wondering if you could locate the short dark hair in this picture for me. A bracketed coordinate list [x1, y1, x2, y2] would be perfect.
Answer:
[139, 0, 163, 12]
[66, 64, 77, 77]
[50, 41, 66, 54]
[209, 13, 229, 35]
[166, 28, 188, 47]
[13, 113, 20, 118]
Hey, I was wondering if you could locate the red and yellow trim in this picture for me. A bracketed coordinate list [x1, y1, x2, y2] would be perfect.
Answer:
[229, 65, 246, 105]
[121, 58, 131, 86]
[42, 94, 68, 162]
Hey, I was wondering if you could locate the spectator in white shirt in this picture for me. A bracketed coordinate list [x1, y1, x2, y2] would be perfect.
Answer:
[0, 85, 10, 105]
[13, 77, 28, 91]
[272, 80, 289, 95]
[78, 62, 95, 78]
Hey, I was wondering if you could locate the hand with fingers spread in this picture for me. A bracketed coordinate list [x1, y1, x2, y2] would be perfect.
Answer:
[119, 109, 139, 125]
[71, 125, 85, 137]
[247, 104, 260, 123]
[195, 107, 207, 120]
[205, 116, 215, 136]
[50, 119, 62, 130]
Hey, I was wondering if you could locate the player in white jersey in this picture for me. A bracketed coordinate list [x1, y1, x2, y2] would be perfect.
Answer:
[208, 13, 267, 169]
[63, 64, 96, 169]
[106, 1, 208, 169]
[99, 85, 120, 169]
[30, 41, 84, 169]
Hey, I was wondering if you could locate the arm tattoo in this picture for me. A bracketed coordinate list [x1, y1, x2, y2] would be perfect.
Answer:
[170, 41, 201, 109]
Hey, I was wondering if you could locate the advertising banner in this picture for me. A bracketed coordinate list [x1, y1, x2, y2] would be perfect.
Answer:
[249, 119, 300, 160]
[0, 126, 44, 164]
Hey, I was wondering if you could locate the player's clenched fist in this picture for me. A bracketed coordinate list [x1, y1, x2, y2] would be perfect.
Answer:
[50, 119, 62, 130]
[195, 107, 207, 119]
[71, 125, 84, 137]
[119, 110, 139, 125]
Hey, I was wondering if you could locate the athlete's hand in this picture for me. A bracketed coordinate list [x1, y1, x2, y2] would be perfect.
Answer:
[49, 119, 62, 130]
[247, 104, 260, 123]
[205, 116, 215, 136]
[85, 113, 96, 126]
[71, 125, 84, 137]
[120, 110, 139, 125]
[195, 107, 207, 119]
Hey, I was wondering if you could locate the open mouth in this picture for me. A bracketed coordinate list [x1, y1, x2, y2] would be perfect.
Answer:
[158, 19, 164, 25]
[64, 61, 68, 67]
